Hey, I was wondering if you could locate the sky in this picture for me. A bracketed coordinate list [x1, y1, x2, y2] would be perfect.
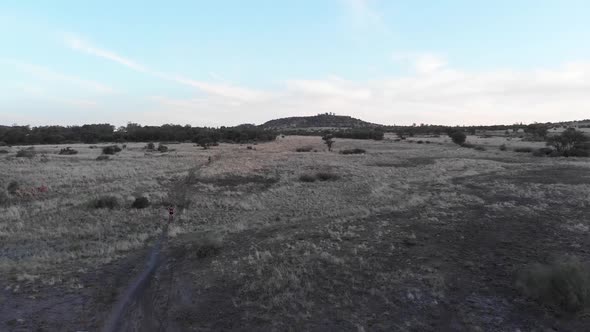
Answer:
[1, 0, 589, 127]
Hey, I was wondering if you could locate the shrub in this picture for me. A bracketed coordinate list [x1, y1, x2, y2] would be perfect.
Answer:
[448, 131, 466, 145]
[514, 147, 533, 153]
[0, 190, 9, 206]
[322, 133, 334, 151]
[517, 256, 590, 313]
[474, 146, 486, 151]
[59, 147, 78, 155]
[532, 148, 553, 157]
[96, 155, 110, 161]
[102, 145, 121, 155]
[499, 144, 507, 151]
[145, 142, 155, 150]
[296, 146, 313, 152]
[0, 149, 8, 154]
[547, 129, 589, 156]
[339, 148, 366, 155]
[132, 196, 150, 209]
[90, 196, 120, 209]
[157, 143, 168, 152]
[299, 174, 316, 182]
[16, 149, 35, 158]
[416, 140, 424, 144]
[316, 172, 339, 181]
[461, 142, 475, 148]
[7, 181, 19, 195]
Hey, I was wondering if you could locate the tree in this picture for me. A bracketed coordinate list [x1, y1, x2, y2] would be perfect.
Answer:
[322, 133, 334, 151]
[546, 129, 589, 156]
[448, 130, 466, 145]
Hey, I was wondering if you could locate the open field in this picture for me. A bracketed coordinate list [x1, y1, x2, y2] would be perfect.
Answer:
[1, 136, 590, 331]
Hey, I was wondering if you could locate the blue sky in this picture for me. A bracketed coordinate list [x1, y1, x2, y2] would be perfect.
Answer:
[1, 0, 589, 126]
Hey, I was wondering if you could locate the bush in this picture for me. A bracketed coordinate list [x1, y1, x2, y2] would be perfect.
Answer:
[532, 148, 553, 157]
[96, 155, 110, 161]
[448, 131, 467, 145]
[339, 148, 366, 155]
[145, 142, 155, 150]
[7, 181, 19, 195]
[295, 146, 313, 152]
[102, 145, 122, 155]
[499, 144, 507, 151]
[0, 190, 9, 206]
[461, 142, 475, 148]
[157, 143, 168, 152]
[547, 129, 589, 157]
[16, 149, 35, 158]
[514, 147, 533, 153]
[316, 172, 339, 181]
[132, 196, 150, 209]
[59, 147, 78, 155]
[517, 256, 590, 313]
[0, 149, 9, 154]
[90, 196, 120, 209]
[474, 146, 486, 151]
[416, 140, 424, 144]
[299, 174, 316, 182]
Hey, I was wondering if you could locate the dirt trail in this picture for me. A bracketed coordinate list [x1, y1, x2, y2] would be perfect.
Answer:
[101, 166, 200, 332]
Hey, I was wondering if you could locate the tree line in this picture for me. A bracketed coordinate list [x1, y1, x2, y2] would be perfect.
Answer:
[0, 123, 277, 145]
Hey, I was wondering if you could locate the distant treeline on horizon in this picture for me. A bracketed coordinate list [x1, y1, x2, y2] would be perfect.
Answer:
[0, 120, 586, 146]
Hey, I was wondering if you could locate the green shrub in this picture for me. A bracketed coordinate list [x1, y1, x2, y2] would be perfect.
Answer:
[316, 172, 339, 181]
[132, 196, 150, 209]
[90, 196, 119, 209]
[416, 140, 424, 144]
[339, 148, 366, 155]
[514, 147, 533, 153]
[96, 155, 110, 161]
[299, 174, 316, 182]
[59, 147, 78, 155]
[517, 256, 590, 313]
[146, 142, 155, 150]
[296, 146, 313, 152]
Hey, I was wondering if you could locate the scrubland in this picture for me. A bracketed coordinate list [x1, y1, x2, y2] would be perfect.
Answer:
[1, 135, 589, 331]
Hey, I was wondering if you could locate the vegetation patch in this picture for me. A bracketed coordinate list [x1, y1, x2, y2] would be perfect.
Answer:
[295, 146, 313, 152]
[517, 256, 590, 313]
[316, 172, 339, 181]
[16, 148, 35, 158]
[0, 149, 9, 154]
[131, 196, 150, 209]
[299, 174, 317, 182]
[339, 148, 366, 155]
[96, 155, 110, 161]
[102, 145, 122, 155]
[89, 196, 120, 209]
[58, 147, 78, 155]
[514, 147, 534, 153]
[499, 144, 507, 151]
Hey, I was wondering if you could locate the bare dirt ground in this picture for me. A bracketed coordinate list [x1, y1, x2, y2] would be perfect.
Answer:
[1, 136, 589, 331]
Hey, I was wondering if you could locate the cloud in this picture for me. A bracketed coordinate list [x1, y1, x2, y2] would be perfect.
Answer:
[65, 35, 147, 72]
[65, 35, 269, 103]
[6, 60, 115, 93]
[341, 0, 385, 31]
[393, 52, 448, 74]
[146, 60, 590, 127]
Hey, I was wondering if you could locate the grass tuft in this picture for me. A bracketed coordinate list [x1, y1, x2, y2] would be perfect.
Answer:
[339, 148, 366, 155]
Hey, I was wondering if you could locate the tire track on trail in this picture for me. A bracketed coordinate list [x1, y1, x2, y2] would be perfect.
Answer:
[101, 166, 201, 332]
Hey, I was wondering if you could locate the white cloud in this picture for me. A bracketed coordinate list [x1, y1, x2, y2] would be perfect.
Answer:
[65, 35, 147, 72]
[393, 52, 448, 74]
[341, 0, 385, 31]
[6, 60, 115, 94]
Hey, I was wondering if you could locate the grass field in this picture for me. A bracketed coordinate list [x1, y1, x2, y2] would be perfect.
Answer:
[1, 135, 590, 331]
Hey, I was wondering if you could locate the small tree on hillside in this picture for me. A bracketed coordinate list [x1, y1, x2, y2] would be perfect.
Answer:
[448, 131, 466, 145]
[322, 133, 334, 151]
[547, 129, 589, 156]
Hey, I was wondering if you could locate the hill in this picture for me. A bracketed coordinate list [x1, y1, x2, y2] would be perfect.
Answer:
[260, 113, 381, 130]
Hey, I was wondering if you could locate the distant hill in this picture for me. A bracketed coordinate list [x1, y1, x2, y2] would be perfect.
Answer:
[261, 113, 381, 130]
